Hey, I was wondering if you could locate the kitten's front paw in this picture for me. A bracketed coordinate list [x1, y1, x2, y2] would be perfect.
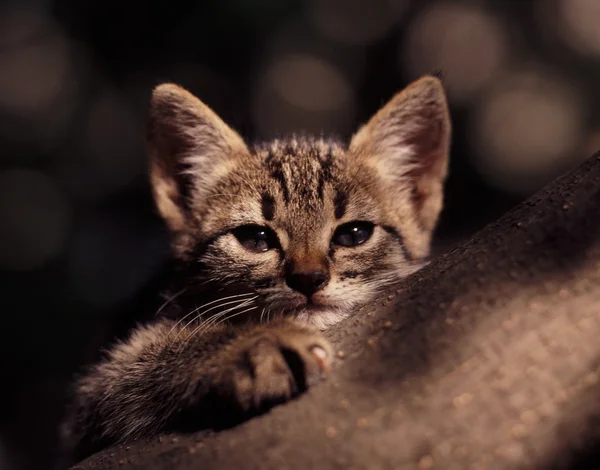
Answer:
[216, 321, 332, 414]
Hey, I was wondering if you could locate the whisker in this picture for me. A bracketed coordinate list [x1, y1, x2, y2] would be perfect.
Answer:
[177, 295, 258, 337]
[187, 297, 256, 338]
[259, 307, 266, 324]
[175, 297, 257, 354]
[168, 292, 255, 335]
[212, 306, 258, 329]
[155, 288, 187, 317]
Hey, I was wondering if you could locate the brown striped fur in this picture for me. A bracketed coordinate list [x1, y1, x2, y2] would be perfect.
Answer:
[61, 76, 451, 463]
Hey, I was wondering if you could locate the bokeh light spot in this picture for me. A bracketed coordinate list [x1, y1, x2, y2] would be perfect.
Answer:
[0, 6, 82, 152]
[472, 70, 583, 194]
[403, 2, 508, 102]
[0, 169, 70, 271]
[584, 129, 600, 157]
[269, 55, 350, 111]
[0, 7, 72, 114]
[557, 0, 600, 57]
[253, 54, 355, 136]
[84, 91, 142, 190]
[310, 0, 406, 45]
[58, 89, 143, 200]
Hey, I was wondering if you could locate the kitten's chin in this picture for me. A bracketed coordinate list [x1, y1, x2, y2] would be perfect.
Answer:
[294, 306, 349, 330]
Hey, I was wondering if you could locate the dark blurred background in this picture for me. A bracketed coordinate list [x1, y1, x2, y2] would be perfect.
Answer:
[1, 0, 600, 468]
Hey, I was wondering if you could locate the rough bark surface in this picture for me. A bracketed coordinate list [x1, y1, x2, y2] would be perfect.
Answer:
[75, 153, 600, 470]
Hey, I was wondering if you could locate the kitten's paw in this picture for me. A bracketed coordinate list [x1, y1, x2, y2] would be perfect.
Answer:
[218, 322, 332, 413]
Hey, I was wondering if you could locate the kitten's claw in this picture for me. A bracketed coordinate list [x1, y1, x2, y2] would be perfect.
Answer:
[310, 345, 329, 370]
[310, 341, 332, 363]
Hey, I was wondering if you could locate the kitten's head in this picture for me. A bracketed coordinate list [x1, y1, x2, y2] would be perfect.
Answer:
[148, 77, 450, 329]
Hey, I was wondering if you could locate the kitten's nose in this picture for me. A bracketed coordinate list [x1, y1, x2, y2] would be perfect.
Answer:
[286, 270, 330, 298]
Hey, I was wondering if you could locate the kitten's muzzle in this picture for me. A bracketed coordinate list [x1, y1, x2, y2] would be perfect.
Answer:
[285, 269, 330, 299]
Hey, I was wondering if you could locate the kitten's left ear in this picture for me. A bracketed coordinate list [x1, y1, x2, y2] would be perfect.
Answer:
[350, 76, 451, 231]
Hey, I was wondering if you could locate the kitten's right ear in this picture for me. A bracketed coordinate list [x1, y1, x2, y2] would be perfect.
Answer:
[147, 84, 248, 238]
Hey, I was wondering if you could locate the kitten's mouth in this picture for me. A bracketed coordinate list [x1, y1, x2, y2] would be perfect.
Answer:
[292, 296, 336, 318]
[305, 299, 329, 311]
[293, 298, 348, 329]
[260, 291, 337, 319]
[281, 295, 330, 314]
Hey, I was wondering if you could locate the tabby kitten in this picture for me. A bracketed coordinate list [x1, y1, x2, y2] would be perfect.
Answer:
[62, 76, 450, 461]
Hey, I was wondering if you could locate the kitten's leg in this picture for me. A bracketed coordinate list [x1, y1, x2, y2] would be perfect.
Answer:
[61, 318, 331, 461]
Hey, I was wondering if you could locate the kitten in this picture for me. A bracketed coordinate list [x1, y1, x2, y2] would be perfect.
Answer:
[61, 76, 450, 462]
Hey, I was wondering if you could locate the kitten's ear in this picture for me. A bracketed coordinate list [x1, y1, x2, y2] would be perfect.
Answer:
[147, 83, 248, 234]
[350, 76, 451, 231]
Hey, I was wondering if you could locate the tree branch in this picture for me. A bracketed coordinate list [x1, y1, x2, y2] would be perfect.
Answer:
[75, 153, 600, 470]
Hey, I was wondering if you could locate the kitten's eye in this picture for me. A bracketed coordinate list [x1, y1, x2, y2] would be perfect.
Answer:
[332, 221, 374, 247]
[232, 224, 278, 253]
